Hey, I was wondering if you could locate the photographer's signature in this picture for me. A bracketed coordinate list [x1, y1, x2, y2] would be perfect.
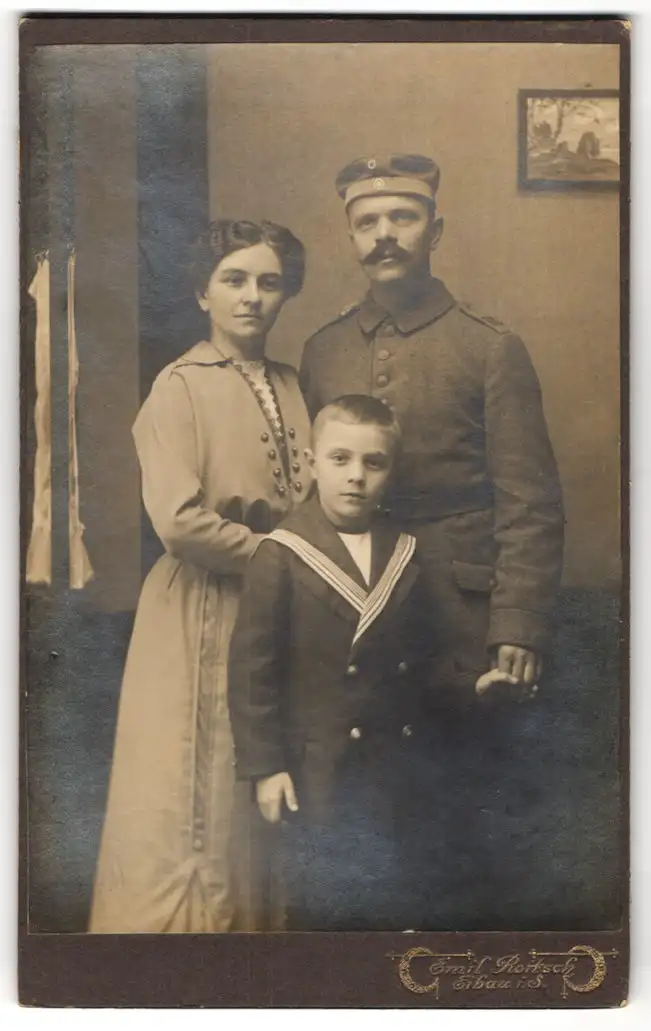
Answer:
[387, 944, 618, 999]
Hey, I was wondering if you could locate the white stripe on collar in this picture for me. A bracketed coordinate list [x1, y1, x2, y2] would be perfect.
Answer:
[266, 527, 415, 645]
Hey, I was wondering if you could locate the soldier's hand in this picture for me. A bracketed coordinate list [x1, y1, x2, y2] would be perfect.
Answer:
[496, 644, 541, 684]
[490, 645, 543, 701]
[255, 772, 299, 823]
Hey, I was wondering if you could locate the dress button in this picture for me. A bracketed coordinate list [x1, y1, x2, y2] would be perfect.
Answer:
[349, 727, 362, 740]
[397, 660, 409, 674]
[268, 448, 277, 460]
[192, 837, 204, 851]
[346, 663, 358, 677]
[376, 373, 389, 388]
[292, 462, 301, 473]
[273, 467, 282, 478]
[294, 481, 303, 493]
[261, 432, 270, 443]
[402, 725, 413, 738]
[377, 348, 390, 361]
[288, 428, 296, 439]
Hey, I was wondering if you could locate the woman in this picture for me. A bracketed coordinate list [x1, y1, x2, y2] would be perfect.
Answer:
[89, 219, 312, 933]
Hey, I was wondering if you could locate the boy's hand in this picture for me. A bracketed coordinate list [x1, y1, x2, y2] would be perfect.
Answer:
[256, 772, 298, 823]
[475, 665, 540, 702]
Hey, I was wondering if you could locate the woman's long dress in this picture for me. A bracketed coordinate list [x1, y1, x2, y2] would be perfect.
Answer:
[89, 341, 312, 933]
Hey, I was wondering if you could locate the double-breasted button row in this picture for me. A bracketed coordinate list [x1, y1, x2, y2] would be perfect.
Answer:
[347, 725, 414, 741]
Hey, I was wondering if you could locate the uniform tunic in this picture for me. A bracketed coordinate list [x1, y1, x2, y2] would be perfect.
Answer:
[299, 279, 565, 697]
[89, 340, 311, 933]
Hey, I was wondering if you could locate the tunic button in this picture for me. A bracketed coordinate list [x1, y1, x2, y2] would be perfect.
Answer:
[192, 837, 204, 851]
[288, 428, 296, 439]
[276, 484, 286, 495]
[381, 398, 391, 407]
[397, 660, 409, 674]
[292, 447, 299, 457]
[294, 481, 303, 493]
[402, 725, 413, 738]
[382, 324, 396, 337]
[376, 373, 389, 388]
[268, 449, 277, 460]
[273, 467, 282, 478]
[261, 432, 270, 443]
[377, 348, 390, 361]
[346, 664, 358, 677]
[349, 727, 362, 740]
[292, 462, 301, 473]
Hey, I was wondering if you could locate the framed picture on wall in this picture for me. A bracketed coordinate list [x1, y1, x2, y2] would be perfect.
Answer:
[18, 15, 630, 1012]
[518, 89, 620, 191]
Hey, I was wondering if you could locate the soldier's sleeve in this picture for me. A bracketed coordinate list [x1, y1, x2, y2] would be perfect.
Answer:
[298, 334, 323, 421]
[484, 333, 565, 653]
[228, 540, 291, 780]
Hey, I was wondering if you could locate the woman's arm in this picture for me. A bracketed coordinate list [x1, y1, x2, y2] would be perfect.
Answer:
[133, 369, 262, 575]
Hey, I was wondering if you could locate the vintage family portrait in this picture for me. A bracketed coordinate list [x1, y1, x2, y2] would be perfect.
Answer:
[19, 17, 628, 1008]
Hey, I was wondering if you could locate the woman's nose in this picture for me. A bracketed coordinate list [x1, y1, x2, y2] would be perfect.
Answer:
[242, 280, 261, 305]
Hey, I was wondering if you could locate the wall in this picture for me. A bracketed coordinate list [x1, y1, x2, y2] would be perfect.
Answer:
[207, 43, 621, 589]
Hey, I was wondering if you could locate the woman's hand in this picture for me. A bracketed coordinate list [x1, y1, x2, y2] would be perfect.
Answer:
[255, 772, 298, 823]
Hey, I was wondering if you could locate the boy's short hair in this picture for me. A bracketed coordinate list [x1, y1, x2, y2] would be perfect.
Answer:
[311, 394, 402, 453]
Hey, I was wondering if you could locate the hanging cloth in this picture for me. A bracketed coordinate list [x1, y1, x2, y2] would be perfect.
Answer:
[26, 255, 52, 585]
[67, 249, 94, 589]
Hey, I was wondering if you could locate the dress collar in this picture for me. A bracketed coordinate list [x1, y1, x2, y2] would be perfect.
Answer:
[357, 277, 456, 336]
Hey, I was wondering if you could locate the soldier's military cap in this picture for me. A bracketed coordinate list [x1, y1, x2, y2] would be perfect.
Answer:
[335, 153, 440, 210]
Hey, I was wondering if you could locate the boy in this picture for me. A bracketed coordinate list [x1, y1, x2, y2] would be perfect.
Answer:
[229, 395, 524, 930]
[229, 394, 435, 930]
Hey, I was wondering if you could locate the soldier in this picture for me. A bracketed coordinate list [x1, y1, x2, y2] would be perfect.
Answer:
[299, 156, 565, 924]
[300, 153, 564, 708]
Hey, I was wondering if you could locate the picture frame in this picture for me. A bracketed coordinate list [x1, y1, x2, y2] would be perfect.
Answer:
[18, 15, 630, 1010]
[518, 88, 621, 192]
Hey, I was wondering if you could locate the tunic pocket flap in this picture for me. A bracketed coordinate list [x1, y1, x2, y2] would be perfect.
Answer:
[452, 560, 495, 593]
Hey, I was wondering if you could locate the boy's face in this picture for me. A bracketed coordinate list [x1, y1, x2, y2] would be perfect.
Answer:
[306, 418, 395, 532]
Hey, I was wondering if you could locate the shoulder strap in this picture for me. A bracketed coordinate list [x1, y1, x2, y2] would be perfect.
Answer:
[458, 301, 511, 334]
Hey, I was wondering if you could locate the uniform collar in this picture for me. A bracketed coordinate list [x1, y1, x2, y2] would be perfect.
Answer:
[357, 277, 456, 336]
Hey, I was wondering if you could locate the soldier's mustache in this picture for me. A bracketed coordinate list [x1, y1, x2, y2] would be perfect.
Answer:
[364, 244, 410, 265]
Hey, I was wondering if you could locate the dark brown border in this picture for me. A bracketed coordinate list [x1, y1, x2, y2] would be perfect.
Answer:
[18, 14, 631, 1009]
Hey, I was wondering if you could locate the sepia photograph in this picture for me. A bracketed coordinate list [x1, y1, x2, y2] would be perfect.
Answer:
[19, 16, 628, 1008]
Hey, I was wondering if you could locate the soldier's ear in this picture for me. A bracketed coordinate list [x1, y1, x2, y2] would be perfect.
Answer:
[196, 290, 209, 312]
[304, 448, 315, 468]
[429, 216, 444, 252]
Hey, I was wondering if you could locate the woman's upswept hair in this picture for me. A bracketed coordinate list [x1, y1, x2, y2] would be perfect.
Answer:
[189, 219, 306, 299]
